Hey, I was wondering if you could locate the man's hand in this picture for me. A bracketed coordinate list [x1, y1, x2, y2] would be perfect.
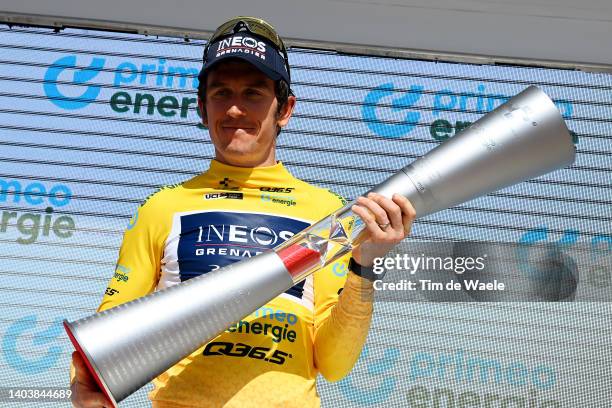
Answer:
[70, 351, 113, 408]
[351, 192, 416, 266]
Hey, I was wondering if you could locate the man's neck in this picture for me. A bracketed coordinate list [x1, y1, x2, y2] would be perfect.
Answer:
[214, 150, 277, 168]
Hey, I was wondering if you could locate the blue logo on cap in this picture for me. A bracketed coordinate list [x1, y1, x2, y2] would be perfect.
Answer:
[44, 55, 105, 110]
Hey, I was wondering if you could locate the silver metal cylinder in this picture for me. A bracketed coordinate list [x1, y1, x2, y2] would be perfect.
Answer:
[65, 251, 293, 405]
[370, 86, 575, 217]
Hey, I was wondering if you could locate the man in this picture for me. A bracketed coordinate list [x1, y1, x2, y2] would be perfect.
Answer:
[71, 16, 415, 408]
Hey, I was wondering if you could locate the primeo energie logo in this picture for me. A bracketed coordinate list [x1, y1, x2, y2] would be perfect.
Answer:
[44, 54, 203, 126]
[0, 178, 76, 244]
[363, 83, 424, 138]
[363, 82, 575, 140]
[2, 314, 64, 374]
[44, 55, 105, 110]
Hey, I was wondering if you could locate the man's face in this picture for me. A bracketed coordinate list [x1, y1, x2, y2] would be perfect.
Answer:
[200, 59, 295, 167]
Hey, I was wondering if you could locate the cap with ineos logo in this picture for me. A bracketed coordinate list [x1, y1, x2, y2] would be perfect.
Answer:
[199, 32, 290, 85]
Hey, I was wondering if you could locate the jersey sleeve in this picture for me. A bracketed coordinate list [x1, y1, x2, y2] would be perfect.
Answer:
[71, 192, 170, 384]
[312, 190, 375, 382]
[97, 192, 169, 313]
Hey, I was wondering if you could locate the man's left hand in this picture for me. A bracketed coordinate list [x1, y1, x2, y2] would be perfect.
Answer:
[351, 192, 416, 267]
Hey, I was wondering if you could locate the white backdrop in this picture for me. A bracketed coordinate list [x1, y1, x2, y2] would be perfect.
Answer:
[0, 26, 610, 407]
[1, 0, 612, 70]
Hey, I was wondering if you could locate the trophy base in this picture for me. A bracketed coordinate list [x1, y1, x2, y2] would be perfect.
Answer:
[64, 320, 119, 408]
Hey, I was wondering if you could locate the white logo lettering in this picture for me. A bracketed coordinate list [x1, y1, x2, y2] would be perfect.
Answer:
[279, 231, 294, 241]
[196, 224, 294, 246]
[215, 35, 267, 60]
[251, 226, 277, 246]
[229, 225, 248, 243]
[206, 225, 224, 242]
[257, 41, 266, 53]
[242, 37, 258, 49]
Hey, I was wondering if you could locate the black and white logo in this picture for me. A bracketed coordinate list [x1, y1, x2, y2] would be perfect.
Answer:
[204, 192, 244, 200]
[216, 35, 267, 60]
[260, 186, 294, 194]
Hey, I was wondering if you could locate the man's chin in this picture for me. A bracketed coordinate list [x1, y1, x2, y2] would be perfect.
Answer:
[219, 145, 259, 162]
[221, 128, 257, 139]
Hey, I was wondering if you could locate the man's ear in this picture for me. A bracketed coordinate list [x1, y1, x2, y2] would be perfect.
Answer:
[197, 97, 208, 128]
[277, 95, 296, 129]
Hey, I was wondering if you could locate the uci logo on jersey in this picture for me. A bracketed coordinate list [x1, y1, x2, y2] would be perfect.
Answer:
[204, 192, 244, 200]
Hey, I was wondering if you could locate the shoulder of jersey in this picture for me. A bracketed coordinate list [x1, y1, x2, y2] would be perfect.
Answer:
[136, 181, 185, 212]
[292, 179, 347, 214]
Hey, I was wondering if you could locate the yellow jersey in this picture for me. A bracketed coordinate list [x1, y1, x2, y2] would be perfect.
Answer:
[96, 160, 371, 408]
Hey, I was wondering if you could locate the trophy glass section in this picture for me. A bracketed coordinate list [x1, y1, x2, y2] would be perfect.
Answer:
[275, 202, 366, 283]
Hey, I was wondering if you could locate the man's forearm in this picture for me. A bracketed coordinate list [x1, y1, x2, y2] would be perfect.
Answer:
[313, 272, 374, 382]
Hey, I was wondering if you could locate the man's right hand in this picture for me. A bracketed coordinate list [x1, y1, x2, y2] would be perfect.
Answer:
[70, 351, 113, 408]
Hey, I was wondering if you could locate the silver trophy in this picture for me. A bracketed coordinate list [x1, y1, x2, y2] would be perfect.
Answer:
[64, 85, 575, 406]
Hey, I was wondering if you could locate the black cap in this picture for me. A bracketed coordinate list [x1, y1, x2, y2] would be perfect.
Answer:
[198, 32, 290, 86]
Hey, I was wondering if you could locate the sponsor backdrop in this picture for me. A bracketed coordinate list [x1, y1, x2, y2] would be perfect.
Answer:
[0, 26, 610, 406]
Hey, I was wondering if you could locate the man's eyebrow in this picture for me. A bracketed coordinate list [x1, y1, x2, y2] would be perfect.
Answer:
[207, 80, 227, 90]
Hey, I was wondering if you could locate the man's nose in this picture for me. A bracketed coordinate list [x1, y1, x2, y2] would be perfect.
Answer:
[226, 99, 246, 117]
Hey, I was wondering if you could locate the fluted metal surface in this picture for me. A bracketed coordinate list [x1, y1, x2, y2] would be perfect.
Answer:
[65, 251, 292, 404]
[371, 86, 575, 217]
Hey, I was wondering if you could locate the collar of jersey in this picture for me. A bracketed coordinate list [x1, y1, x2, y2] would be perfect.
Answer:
[205, 159, 296, 187]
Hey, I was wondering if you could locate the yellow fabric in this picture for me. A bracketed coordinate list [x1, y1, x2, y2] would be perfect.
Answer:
[96, 160, 373, 407]
[314, 273, 374, 382]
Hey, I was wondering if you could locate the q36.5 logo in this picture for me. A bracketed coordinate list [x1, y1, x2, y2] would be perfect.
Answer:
[2, 315, 64, 374]
[44, 55, 105, 110]
[362, 83, 424, 138]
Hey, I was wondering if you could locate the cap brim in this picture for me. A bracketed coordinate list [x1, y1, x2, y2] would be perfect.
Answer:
[205, 53, 283, 82]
